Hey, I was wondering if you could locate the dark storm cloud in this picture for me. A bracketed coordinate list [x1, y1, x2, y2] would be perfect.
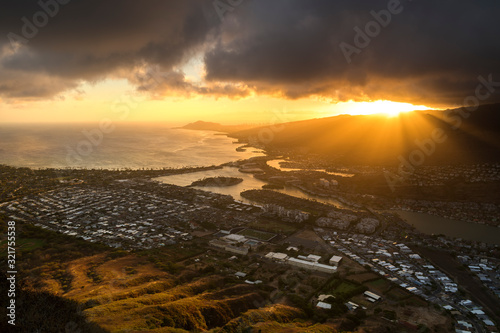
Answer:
[0, 0, 499, 105]
[0, 0, 217, 98]
[1, 0, 212, 74]
[205, 0, 500, 106]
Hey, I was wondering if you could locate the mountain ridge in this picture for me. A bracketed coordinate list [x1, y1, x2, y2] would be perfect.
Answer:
[226, 103, 500, 165]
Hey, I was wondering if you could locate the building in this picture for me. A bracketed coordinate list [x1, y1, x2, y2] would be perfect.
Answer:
[225, 244, 248, 255]
[265, 252, 289, 262]
[316, 301, 332, 309]
[244, 280, 262, 285]
[364, 291, 381, 302]
[209, 239, 228, 249]
[235, 272, 247, 278]
[287, 257, 337, 274]
[209, 239, 249, 255]
[329, 255, 343, 266]
[345, 301, 359, 311]
[318, 294, 335, 302]
[223, 234, 247, 243]
[307, 254, 322, 262]
[319, 178, 330, 188]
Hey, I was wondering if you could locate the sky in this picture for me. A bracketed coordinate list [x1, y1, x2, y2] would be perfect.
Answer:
[0, 0, 499, 124]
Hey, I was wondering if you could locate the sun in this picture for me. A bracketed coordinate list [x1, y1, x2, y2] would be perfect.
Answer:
[337, 100, 433, 117]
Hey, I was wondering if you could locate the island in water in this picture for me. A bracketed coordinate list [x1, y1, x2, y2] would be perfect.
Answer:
[189, 176, 243, 187]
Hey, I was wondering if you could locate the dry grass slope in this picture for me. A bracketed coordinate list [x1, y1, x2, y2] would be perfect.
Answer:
[30, 253, 269, 332]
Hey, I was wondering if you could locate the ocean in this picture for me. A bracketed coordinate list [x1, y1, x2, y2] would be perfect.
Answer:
[0, 123, 264, 169]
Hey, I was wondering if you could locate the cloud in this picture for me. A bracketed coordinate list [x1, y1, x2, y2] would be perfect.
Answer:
[204, 0, 500, 106]
[122, 65, 251, 99]
[0, 0, 499, 105]
[0, 44, 78, 99]
[0, 0, 217, 99]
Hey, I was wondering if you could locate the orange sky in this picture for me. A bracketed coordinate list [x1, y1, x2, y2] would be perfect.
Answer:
[0, 79, 436, 125]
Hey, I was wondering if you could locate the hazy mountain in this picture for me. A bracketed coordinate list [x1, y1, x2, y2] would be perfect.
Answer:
[177, 121, 257, 133]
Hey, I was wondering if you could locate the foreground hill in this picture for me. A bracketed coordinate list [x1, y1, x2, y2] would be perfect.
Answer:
[1, 222, 342, 332]
[230, 103, 500, 165]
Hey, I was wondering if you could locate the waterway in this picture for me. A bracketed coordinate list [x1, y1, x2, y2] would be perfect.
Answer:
[266, 159, 355, 177]
[396, 210, 500, 245]
[154, 166, 345, 209]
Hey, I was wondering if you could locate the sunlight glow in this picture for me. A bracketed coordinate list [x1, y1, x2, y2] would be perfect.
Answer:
[338, 100, 434, 117]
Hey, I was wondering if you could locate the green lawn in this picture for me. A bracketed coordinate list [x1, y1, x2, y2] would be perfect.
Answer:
[238, 228, 276, 241]
[403, 296, 427, 307]
[365, 279, 391, 294]
[334, 281, 359, 295]
[385, 287, 411, 301]
[249, 219, 299, 235]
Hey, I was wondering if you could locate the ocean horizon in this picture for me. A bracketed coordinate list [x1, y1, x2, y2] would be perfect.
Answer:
[0, 123, 264, 170]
